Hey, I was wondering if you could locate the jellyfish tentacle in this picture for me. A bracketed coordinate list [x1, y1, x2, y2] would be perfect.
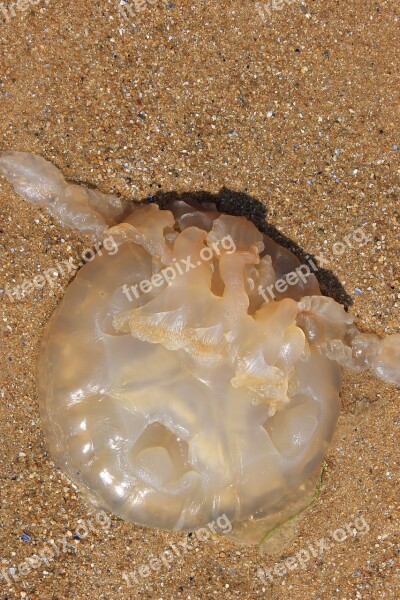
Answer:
[0, 151, 129, 240]
[297, 295, 400, 386]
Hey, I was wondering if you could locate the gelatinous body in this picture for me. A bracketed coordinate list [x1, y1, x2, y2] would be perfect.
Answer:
[1, 152, 398, 544]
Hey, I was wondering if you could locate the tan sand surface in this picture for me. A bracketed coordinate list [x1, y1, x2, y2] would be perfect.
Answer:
[0, 1, 399, 598]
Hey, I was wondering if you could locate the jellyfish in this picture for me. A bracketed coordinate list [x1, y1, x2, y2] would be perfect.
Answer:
[1, 151, 398, 545]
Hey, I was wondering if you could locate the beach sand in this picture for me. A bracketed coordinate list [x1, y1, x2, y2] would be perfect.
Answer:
[0, 1, 399, 598]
